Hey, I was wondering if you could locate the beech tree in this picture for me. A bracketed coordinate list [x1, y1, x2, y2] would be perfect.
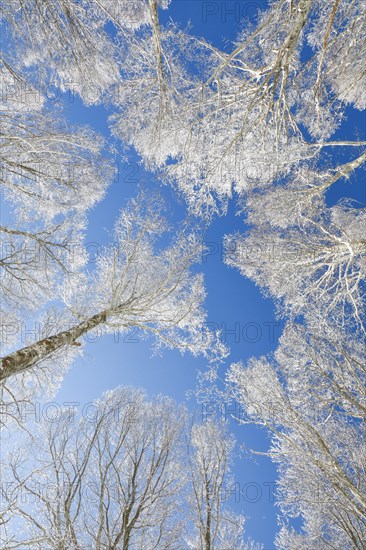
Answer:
[110, 0, 366, 215]
[227, 320, 366, 548]
[110, 20, 308, 215]
[1, 62, 113, 322]
[1, 0, 171, 105]
[274, 320, 366, 422]
[1, 387, 187, 548]
[0, 192, 225, 389]
[0, 60, 115, 428]
[1, 387, 257, 549]
[185, 419, 250, 550]
[224, 174, 366, 333]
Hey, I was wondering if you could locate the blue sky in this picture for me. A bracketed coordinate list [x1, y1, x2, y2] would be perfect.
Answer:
[21, 1, 365, 548]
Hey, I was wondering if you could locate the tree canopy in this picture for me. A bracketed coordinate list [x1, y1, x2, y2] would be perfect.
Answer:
[1, 0, 365, 547]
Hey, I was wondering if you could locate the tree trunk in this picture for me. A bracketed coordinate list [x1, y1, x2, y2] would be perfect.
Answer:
[205, 479, 211, 550]
[0, 310, 108, 381]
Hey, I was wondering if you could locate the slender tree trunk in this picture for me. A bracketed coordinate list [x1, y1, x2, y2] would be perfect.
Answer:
[0, 310, 108, 381]
[148, 0, 166, 95]
[205, 517, 211, 550]
[122, 532, 130, 550]
[205, 479, 211, 550]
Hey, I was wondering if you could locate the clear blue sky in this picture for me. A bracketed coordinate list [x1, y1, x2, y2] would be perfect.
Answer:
[51, 2, 365, 548]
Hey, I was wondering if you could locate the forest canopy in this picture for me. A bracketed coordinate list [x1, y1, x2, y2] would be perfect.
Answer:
[1, 1, 365, 548]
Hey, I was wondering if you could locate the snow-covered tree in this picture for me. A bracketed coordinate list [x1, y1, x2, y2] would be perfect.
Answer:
[1, 6, 228, 428]
[1, 63, 112, 322]
[227, 321, 366, 549]
[111, 19, 310, 216]
[185, 419, 248, 550]
[1, 387, 258, 549]
[1, 0, 171, 105]
[1, 192, 226, 386]
[274, 320, 366, 421]
[0, 59, 115, 428]
[1, 387, 187, 548]
[224, 174, 366, 333]
[110, 0, 366, 215]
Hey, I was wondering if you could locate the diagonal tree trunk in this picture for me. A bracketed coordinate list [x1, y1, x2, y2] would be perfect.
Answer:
[0, 310, 109, 382]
